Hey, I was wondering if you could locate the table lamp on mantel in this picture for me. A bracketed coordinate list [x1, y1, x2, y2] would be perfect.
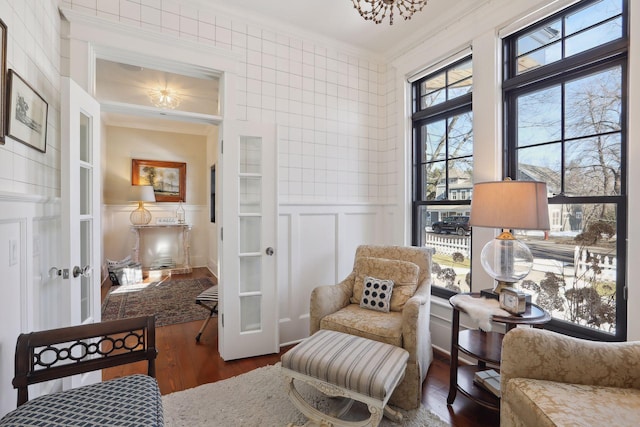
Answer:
[128, 185, 156, 225]
[469, 178, 550, 295]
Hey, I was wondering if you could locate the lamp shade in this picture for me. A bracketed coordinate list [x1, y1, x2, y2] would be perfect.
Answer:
[128, 185, 156, 202]
[469, 180, 550, 231]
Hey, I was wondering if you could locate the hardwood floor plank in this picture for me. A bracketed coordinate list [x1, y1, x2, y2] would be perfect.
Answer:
[101, 268, 498, 426]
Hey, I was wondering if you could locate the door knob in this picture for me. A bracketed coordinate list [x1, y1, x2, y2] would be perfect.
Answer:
[73, 265, 92, 278]
[265, 247, 274, 256]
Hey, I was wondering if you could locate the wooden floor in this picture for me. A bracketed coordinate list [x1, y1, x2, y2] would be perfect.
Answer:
[102, 268, 499, 427]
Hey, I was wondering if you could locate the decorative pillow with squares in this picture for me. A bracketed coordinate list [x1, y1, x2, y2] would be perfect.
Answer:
[351, 257, 419, 311]
[360, 276, 394, 313]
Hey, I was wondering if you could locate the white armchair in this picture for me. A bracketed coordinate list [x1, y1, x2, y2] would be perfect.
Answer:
[309, 245, 434, 410]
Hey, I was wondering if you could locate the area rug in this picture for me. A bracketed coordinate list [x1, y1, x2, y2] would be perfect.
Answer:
[101, 277, 215, 327]
[163, 364, 451, 427]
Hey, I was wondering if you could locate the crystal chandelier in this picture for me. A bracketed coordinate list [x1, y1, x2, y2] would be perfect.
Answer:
[148, 87, 181, 109]
[351, 0, 428, 25]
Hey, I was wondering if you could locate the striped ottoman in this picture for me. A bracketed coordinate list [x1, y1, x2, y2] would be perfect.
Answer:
[281, 329, 409, 427]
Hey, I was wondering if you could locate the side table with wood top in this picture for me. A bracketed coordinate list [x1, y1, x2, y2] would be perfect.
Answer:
[447, 292, 551, 411]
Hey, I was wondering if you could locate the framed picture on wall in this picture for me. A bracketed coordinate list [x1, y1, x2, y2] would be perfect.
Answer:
[0, 19, 6, 144]
[132, 159, 186, 202]
[6, 70, 49, 152]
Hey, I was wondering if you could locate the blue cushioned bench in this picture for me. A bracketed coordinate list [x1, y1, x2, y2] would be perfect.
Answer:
[281, 329, 409, 427]
[0, 316, 162, 427]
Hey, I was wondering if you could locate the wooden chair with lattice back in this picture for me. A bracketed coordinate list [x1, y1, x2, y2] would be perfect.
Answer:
[0, 316, 163, 426]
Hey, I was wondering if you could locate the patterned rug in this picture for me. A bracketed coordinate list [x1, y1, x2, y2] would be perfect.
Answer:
[101, 277, 215, 327]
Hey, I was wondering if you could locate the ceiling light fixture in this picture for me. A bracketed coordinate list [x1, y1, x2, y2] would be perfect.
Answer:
[351, 0, 428, 25]
[148, 87, 181, 109]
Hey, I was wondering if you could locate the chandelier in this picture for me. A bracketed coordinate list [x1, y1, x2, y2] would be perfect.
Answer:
[148, 87, 181, 109]
[351, 0, 428, 25]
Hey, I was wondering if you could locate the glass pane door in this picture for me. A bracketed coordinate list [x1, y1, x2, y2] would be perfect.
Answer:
[239, 136, 262, 332]
[79, 112, 93, 322]
[219, 120, 277, 361]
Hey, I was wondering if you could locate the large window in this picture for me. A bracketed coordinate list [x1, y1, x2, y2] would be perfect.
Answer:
[504, 0, 627, 340]
[412, 58, 473, 295]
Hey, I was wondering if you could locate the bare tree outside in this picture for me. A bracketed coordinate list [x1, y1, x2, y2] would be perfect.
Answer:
[515, 64, 622, 334]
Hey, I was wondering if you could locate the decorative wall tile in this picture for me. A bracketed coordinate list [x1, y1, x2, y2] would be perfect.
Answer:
[59, 0, 393, 204]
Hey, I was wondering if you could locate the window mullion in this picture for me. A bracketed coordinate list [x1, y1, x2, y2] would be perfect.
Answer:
[560, 81, 566, 195]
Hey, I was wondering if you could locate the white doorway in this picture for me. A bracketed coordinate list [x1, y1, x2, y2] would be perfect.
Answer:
[93, 52, 222, 276]
[89, 50, 279, 360]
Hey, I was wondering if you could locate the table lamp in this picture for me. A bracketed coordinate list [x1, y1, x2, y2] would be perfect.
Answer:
[128, 185, 156, 225]
[469, 179, 550, 294]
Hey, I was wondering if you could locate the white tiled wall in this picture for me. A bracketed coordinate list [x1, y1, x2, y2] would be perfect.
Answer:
[0, 2, 63, 416]
[0, 0, 61, 197]
[60, 0, 396, 204]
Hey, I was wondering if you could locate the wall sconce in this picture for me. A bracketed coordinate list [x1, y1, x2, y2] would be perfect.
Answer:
[469, 179, 550, 294]
[128, 185, 156, 225]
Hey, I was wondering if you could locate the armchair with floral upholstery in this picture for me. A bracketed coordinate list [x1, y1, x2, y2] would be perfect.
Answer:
[309, 244, 435, 410]
[501, 327, 640, 427]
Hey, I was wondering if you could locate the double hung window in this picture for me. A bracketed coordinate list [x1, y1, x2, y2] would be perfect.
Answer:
[503, 0, 627, 340]
[412, 58, 473, 295]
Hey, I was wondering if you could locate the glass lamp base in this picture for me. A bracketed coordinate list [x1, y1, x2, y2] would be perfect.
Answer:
[480, 233, 534, 289]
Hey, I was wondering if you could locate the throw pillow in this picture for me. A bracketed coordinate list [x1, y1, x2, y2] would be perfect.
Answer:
[360, 276, 394, 312]
[350, 257, 420, 311]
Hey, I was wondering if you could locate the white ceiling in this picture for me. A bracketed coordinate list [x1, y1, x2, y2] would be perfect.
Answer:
[186, 0, 488, 57]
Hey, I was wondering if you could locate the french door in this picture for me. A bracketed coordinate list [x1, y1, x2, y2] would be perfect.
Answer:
[61, 77, 102, 387]
[219, 121, 278, 360]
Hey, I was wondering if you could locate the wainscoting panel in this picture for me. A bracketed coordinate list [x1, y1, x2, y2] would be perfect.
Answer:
[298, 212, 338, 291]
[277, 203, 391, 345]
[0, 194, 61, 417]
[341, 212, 379, 270]
[0, 219, 24, 416]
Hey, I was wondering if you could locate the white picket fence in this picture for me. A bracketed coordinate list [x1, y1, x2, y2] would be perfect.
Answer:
[425, 233, 470, 258]
[425, 233, 616, 282]
[574, 247, 617, 282]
